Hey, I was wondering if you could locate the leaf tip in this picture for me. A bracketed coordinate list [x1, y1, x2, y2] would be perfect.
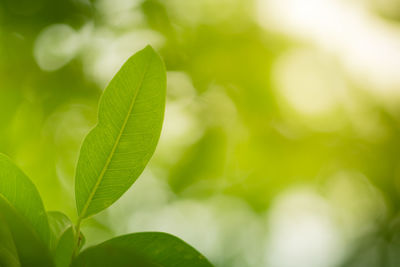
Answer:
[143, 44, 154, 51]
[141, 44, 160, 58]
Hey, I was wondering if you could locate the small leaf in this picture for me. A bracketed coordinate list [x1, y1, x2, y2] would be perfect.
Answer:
[72, 232, 214, 267]
[0, 195, 54, 267]
[47, 213, 85, 267]
[0, 153, 50, 245]
[53, 227, 75, 267]
[75, 45, 166, 219]
[47, 211, 72, 251]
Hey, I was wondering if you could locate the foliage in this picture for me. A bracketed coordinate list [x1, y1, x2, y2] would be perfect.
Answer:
[0, 46, 213, 267]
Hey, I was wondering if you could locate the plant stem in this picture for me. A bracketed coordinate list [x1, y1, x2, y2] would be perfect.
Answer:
[71, 217, 82, 260]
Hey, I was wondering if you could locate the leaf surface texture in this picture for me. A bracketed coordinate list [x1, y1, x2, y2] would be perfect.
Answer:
[75, 46, 166, 219]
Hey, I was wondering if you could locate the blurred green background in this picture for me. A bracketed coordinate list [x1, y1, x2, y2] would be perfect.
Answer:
[2, 0, 400, 266]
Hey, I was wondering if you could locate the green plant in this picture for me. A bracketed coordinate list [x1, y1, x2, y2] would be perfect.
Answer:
[0, 46, 213, 267]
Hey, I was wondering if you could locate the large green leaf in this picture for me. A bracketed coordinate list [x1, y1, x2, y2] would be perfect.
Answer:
[75, 45, 166, 219]
[0, 153, 50, 245]
[0, 195, 54, 267]
[72, 232, 213, 267]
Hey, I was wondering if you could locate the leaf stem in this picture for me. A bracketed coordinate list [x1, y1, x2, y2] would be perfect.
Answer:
[71, 217, 82, 261]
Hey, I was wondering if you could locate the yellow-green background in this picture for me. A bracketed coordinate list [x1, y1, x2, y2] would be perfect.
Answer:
[1, 0, 399, 266]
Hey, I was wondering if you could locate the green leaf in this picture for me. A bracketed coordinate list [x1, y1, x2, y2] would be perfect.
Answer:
[0, 153, 50, 245]
[0, 218, 20, 267]
[72, 232, 214, 267]
[75, 45, 166, 219]
[0, 195, 54, 267]
[47, 211, 73, 251]
[47, 213, 85, 267]
[53, 227, 75, 267]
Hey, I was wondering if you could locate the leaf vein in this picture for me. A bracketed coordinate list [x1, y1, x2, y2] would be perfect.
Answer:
[78, 54, 153, 220]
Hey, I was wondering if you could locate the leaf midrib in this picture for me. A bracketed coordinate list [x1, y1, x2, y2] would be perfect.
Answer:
[79, 56, 152, 220]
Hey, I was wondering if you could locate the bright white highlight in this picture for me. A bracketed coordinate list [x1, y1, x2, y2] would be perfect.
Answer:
[265, 187, 344, 267]
[34, 24, 80, 71]
[257, 0, 400, 98]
